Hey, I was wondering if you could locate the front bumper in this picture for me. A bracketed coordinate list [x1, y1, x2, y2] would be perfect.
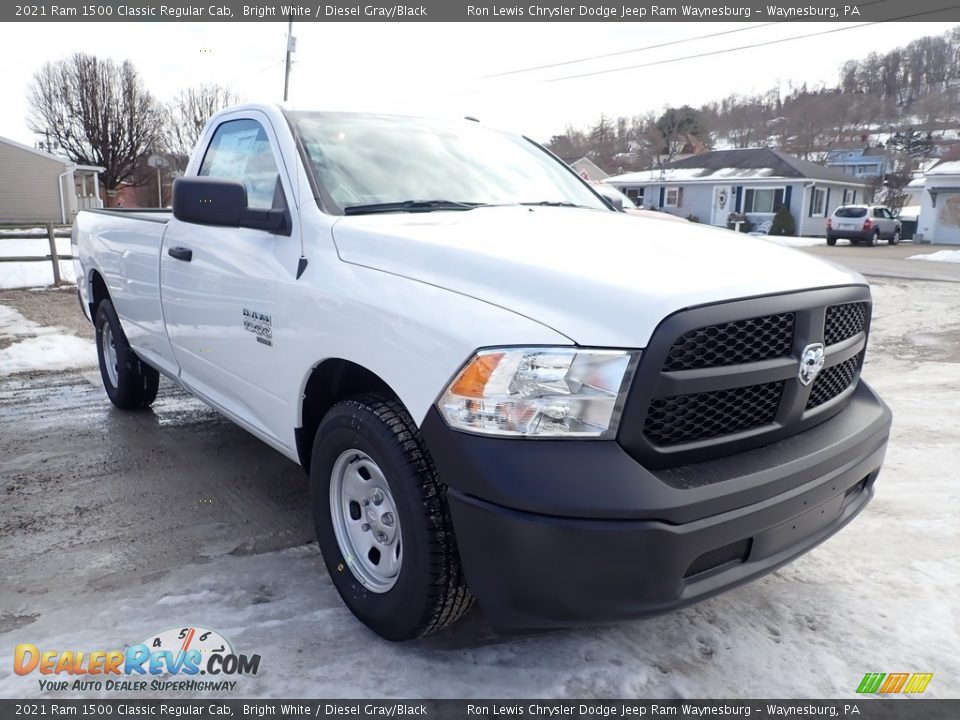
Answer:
[421, 381, 891, 632]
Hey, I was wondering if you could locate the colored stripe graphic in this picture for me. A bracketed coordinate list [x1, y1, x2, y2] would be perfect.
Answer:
[879, 673, 910, 694]
[857, 672, 933, 694]
[903, 673, 934, 694]
[857, 673, 885, 694]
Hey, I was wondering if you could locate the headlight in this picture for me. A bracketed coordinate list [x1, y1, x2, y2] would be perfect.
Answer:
[438, 347, 638, 438]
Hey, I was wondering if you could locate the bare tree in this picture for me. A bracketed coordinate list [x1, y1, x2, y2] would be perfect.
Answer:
[27, 53, 160, 196]
[165, 84, 239, 172]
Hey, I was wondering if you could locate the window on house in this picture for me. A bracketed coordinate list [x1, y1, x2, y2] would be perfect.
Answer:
[626, 188, 643, 204]
[665, 186, 682, 207]
[810, 188, 827, 216]
[743, 188, 784, 213]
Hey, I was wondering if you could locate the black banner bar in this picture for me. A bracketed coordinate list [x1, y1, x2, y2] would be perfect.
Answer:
[0, 700, 958, 720]
[5, 0, 960, 22]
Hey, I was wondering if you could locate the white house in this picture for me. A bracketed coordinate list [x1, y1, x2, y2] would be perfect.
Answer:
[605, 148, 872, 237]
[915, 160, 960, 245]
[0, 136, 103, 224]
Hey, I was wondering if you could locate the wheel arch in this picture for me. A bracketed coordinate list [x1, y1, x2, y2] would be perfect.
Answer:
[295, 358, 404, 472]
[88, 268, 110, 320]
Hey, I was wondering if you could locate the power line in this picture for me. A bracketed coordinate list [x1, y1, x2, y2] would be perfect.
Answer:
[480, 23, 778, 78]
[542, 5, 960, 84]
[480, 0, 899, 80]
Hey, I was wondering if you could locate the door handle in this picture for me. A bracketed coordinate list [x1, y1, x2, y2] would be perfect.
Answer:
[168, 247, 193, 262]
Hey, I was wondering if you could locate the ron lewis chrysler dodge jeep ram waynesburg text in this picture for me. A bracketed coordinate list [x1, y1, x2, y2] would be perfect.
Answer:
[73, 105, 892, 640]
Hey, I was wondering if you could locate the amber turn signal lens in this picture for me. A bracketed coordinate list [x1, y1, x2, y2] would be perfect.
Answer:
[449, 352, 504, 398]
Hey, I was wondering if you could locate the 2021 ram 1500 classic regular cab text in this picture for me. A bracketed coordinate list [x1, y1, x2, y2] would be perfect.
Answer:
[74, 104, 891, 641]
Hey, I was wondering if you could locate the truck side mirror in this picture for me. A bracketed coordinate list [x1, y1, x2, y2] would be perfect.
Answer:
[595, 185, 624, 211]
[173, 176, 246, 226]
[173, 176, 291, 235]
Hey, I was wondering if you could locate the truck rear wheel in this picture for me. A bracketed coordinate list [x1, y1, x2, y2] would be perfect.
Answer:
[310, 395, 473, 640]
[95, 299, 159, 410]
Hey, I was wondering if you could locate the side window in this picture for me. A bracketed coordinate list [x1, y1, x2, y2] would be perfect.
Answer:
[199, 119, 285, 211]
[873, 208, 883, 218]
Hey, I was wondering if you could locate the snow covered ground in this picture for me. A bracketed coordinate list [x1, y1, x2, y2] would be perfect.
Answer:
[0, 303, 96, 376]
[909, 249, 960, 263]
[0, 237, 75, 289]
[0, 280, 957, 699]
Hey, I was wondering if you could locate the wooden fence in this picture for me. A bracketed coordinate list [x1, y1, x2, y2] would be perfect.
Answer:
[0, 223, 73, 287]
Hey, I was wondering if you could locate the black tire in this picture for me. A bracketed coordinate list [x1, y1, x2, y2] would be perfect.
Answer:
[94, 299, 159, 410]
[889, 228, 901, 245]
[310, 394, 473, 641]
[870, 229, 880, 246]
[826, 235, 837, 246]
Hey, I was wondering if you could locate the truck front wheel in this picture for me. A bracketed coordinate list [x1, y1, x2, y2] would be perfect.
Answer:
[94, 299, 159, 410]
[310, 395, 473, 640]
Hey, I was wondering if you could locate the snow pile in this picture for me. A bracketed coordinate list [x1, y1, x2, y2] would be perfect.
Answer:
[0, 237, 76, 289]
[908, 249, 960, 263]
[0, 304, 57, 339]
[0, 304, 96, 376]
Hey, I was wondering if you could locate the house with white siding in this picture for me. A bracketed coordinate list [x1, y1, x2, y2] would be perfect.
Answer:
[914, 160, 960, 245]
[605, 148, 872, 236]
[0, 136, 103, 224]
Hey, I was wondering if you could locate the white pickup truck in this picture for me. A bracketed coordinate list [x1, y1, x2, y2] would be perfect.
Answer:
[74, 104, 891, 641]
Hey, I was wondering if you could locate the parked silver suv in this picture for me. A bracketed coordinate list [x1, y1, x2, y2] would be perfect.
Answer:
[827, 204, 901, 246]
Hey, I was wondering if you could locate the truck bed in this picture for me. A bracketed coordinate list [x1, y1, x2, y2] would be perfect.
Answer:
[82, 208, 173, 224]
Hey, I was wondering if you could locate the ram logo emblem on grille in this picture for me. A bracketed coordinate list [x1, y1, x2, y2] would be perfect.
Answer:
[799, 343, 826, 386]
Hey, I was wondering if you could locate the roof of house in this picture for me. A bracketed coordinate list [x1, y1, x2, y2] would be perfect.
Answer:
[0, 135, 73, 166]
[568, 157, 609, 180]
[927, 160, 960, 176]
[606, 148, 869, 186]
[0, 136, 104, 172]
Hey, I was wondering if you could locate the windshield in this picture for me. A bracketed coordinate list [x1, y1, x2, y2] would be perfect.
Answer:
[291, 112, 608, 214]
[835, 207, 867, 218]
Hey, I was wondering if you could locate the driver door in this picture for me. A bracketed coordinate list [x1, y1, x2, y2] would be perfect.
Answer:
[160, 115, 301, 447]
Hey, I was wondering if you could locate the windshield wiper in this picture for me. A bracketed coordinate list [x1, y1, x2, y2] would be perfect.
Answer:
[343, 200, 483, 215]
[519, 201, 587, 208]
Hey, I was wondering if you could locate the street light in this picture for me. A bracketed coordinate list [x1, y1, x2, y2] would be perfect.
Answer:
[148, 155, 168, 208]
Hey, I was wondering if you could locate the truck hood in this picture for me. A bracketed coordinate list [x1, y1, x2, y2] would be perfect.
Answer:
[331, 206, 864, 348]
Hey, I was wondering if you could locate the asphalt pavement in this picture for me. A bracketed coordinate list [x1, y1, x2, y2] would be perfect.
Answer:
[800, 242, 960, 283]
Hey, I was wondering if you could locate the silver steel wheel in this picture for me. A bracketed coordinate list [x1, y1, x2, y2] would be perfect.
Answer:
[102, 324, 119, 388]
[329, 449, 402, 593]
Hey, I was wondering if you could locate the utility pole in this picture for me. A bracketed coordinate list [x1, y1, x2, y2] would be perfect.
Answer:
[283, 18, 295, 101]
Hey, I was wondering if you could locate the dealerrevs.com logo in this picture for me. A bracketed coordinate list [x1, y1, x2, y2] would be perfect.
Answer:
[14, 626, 261, 693]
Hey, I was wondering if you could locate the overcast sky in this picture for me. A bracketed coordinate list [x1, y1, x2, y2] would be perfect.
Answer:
[0, 21, 956, 147]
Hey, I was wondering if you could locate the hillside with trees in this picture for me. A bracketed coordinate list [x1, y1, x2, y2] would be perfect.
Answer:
[549, 26, 960, 176]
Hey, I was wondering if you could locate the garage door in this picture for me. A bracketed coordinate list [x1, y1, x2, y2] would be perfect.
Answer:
[937, 195, 960, 245]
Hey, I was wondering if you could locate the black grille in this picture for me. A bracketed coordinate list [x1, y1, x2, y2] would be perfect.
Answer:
[683, 539, 751, 578]
[663, 312, 795, 371]
[644, 382, 782, 446]
[621, 288, 872, 469]
[824, 302, 866, 346]
[806, 352, 863, 409]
